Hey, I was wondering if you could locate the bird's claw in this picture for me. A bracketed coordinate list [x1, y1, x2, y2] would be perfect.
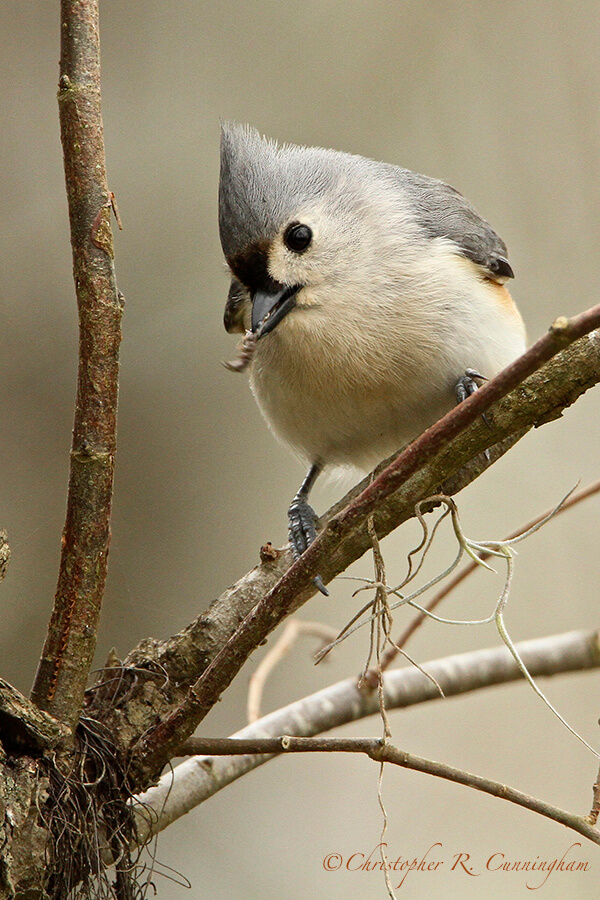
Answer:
[455, 368, 491, 460]
[312, 574, 329, 595]
[455, 368, 488, 404]
[288, 495, 329, 595]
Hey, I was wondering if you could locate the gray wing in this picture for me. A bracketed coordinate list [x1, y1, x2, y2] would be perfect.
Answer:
[395, 168, 514, 281]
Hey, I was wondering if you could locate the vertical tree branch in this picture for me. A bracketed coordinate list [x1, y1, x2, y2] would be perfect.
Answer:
[30, 0, 121, 731]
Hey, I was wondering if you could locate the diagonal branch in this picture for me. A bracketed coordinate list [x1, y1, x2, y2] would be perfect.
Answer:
[131, 313, 600, 779]
[30, 0, 122, 731]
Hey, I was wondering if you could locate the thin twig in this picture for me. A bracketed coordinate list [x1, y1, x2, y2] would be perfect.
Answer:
[377, 757, 396, 900]
[374, 477, 600, 675]
[269, 517, 405, 896]
[136, 628, 600, 840]
[30, 0, 122, 730]
[364, 516, 392, 740]
[247, 619, 338, 723]
[152, 735, 600, 846]
[589, 764, 600, 825]
[131, 309, 600, 778]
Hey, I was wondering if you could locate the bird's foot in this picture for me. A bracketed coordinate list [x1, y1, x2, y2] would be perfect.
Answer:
[455, 368, 488, 404]
[288, 495, 329, 595]
[455, 368, 491, 459]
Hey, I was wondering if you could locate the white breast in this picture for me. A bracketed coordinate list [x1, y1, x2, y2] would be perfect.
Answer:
[249, 249, 526, 471]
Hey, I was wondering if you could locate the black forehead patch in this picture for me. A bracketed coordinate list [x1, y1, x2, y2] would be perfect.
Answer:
[228, 241, 282, 294]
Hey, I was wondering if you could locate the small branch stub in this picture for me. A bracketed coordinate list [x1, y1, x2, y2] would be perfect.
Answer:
[0, 530, 10, 582]
[0, 678, 70, 752]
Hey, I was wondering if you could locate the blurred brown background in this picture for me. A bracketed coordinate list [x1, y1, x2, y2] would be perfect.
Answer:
[1, 2, 600, 897]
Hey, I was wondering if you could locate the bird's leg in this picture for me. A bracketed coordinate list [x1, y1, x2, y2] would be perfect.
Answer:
[288, 462, 329, 595]
[288, 463, 322, 557]
[455, 368, 491, 457]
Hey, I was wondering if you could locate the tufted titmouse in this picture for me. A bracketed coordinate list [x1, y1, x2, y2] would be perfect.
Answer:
[218, 123, 526, 593]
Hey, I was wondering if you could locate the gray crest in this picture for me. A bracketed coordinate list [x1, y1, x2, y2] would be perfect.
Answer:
[219, 122, 350, 259]
[218, 123, 512, 280]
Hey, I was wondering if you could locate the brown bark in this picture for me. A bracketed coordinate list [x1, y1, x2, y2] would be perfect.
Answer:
[0, 3, 122, 895]
[30, 0, 122, 732]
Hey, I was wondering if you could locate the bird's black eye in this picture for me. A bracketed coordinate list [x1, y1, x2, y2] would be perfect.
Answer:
[284, 223, 312, 253]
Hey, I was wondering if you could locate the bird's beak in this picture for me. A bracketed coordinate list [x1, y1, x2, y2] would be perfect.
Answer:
[251, 284, 301, 338]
